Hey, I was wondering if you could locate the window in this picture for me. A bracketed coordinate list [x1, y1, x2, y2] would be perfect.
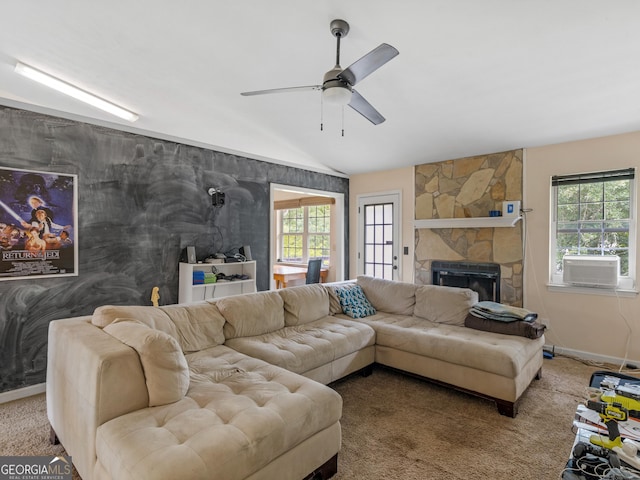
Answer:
[550, 168, 636, 286]
[281, 207, 304, 262]
[307, 205, 331, 263]
[278, 202, 332, 266]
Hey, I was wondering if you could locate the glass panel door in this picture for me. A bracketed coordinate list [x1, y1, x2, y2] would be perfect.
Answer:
[357, 193, 400, 280]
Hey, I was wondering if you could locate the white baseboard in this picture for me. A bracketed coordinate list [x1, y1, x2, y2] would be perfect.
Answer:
[545, 344, 639, 368]
[0, 383, 46, 404]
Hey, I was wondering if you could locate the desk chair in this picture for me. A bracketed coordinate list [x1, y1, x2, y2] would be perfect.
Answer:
[305, 258, 322, 284]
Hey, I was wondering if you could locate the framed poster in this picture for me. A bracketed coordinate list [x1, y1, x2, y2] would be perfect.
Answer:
[0, 166, 78, 280]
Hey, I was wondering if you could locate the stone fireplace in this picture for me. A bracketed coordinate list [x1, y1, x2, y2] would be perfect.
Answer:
[414, 149, 523, 306]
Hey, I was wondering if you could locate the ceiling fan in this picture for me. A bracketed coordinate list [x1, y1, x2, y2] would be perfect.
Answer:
[240, 19, 399, 125]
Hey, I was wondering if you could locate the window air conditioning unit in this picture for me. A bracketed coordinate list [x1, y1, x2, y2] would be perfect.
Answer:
[562, 255, 619, 288]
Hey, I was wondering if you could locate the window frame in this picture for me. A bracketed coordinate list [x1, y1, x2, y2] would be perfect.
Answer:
[549, 168, 637, 290]
[280, 207, 305, 263]
[278, 204, 331, 266]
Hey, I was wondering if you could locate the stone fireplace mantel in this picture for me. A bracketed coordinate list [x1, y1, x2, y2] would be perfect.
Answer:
[414, 216, 521, 229]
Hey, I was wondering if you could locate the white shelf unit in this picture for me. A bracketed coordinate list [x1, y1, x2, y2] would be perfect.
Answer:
[414, 216, 522, 229]
[178, 261, 256, 304]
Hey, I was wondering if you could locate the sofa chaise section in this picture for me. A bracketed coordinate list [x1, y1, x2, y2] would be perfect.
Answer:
[94, 345, 341, 480]
[331, 276, 544, 417]
[367, 311, 543, 416]
[47, 300, 343, 480]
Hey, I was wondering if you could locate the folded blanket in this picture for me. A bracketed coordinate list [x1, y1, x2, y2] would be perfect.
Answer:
[469, 301, 538, 323]
[465, 314, 546, 339]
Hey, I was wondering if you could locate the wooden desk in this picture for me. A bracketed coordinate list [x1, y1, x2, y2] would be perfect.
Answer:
[273, 265, 328, 289]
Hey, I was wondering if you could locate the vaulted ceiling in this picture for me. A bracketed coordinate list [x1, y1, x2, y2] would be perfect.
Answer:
[1, 1, 640, 176]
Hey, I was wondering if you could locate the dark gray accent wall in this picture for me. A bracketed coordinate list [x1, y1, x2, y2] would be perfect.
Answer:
[0, 106, 349, 393]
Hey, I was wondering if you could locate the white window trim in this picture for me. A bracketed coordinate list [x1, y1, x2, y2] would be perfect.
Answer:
[270, 184, 345, 289]
[277, 206, 331, 264]
[548, 172, 638, 295]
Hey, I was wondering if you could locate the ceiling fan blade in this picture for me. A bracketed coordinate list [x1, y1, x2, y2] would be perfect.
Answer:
[241, 85, 321, 96]
[338, 43, 399, 86]
[348, 90, 385, 125]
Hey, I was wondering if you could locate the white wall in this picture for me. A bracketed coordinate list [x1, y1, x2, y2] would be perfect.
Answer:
[524, 132, 640, 363]
[349, 167, 415, 282]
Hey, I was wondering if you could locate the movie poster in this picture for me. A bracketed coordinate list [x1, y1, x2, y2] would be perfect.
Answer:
[0, 167, 78, 280]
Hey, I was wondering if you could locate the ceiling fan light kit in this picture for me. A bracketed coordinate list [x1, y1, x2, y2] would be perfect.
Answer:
[241, 19, 398, 127]
[322, 81, 352, 105]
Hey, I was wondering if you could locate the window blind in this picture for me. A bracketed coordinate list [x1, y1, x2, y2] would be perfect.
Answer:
[273, 197, 336, 210]
[552, 168, 635, 186]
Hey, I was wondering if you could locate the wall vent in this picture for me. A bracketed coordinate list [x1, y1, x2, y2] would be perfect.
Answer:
[562, 255, 619, 288]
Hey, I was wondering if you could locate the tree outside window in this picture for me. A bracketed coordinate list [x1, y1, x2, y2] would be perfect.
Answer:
[282, 207, 304, 262]
[553, 170, 633, 277]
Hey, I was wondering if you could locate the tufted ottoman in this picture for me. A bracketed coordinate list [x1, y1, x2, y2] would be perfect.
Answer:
[93, 345, 342, 480]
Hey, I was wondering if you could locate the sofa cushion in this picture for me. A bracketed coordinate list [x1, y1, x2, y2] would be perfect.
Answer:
[159, 302, 226, 352]
[278, 284, 329, 326]
[225, 317, 376, 374]
[357, 275, 417, 315]
[103, 319, 189, 407]
[92, 302, 226, 353]
[413, 284, 478, 326]
[218, 290, 285, 339]
[333, 283, 376, 318]
[93, 305, 172, 329]
[357, 312, 543, 378]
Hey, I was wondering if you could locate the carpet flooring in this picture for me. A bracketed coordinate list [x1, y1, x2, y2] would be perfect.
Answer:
[0, 355, 617, 479]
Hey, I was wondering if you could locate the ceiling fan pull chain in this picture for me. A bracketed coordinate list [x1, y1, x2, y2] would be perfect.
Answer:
[320, 95, 324, 131]
[341, 106, 345, 137]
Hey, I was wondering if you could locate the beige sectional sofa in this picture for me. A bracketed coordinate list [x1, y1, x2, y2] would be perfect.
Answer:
[46, 276, 544, 480]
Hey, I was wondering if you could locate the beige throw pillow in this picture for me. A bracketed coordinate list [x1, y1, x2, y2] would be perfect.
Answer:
[357, 275, 417, 315]
[414, 285, 478, 326]
[278, 284, 329, 326]
[218, 291, 285, 339]
[160, 302, 226, 352]
[103, 319, 189, 407]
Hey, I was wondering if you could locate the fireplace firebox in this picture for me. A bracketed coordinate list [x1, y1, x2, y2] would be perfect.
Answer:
[431, 260, 501, 303]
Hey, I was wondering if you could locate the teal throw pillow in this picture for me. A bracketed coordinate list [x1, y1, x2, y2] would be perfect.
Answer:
[334, 284, 376, 318]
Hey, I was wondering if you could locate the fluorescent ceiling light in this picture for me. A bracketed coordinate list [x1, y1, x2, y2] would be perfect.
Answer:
[15, 62, 139, 122]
